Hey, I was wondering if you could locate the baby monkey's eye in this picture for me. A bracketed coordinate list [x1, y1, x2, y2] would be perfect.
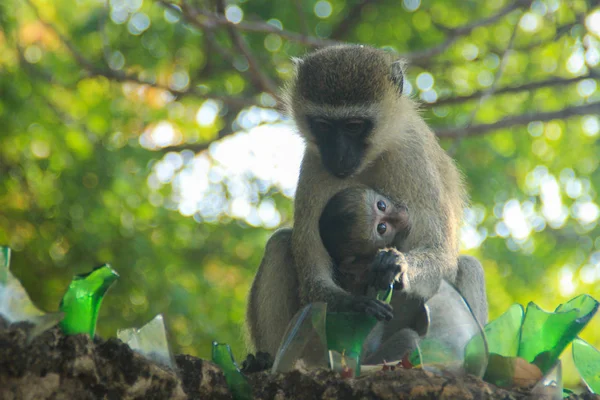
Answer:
[377, 200, 387, 212]
[377, 222, 387, 235]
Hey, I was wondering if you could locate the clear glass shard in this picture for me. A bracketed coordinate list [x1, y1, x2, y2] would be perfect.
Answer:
[117, 314, 175, 370]
[530, 360, 562, 400]
[0, 246, 64, 338]
[59, 264, 119, 337]
[271, 302, 328, 373]
[417, 280, 488, 378]
[212, 342, 252, 400]
[572, 337, 600, 394]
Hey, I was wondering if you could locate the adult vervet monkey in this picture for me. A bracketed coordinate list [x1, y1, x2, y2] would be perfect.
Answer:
[246, 45, 487, 363]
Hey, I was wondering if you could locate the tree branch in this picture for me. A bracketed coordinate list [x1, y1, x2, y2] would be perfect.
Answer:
[24, 0, 261, 109]
[293, 0, 309, 36]
[403, 0, 532, 62]
[214, 0, 279, 97]
[446, 8, 522, 156]
[331, 0, 380, 40]
[433, 72, 599, 107]
[157, 0, 341, 47]
[435, 102, 600, 138]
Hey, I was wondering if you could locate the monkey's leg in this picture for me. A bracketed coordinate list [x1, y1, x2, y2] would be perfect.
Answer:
[361, 256, 487, 365]
[362, 328, 420, 365]
[361, 293, 427, 365]
[246, 228, 300, 357]
[455, 255, 488, 326]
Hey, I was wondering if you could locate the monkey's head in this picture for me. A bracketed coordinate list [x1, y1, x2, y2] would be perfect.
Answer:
[285, 45, 408, 178]
[319, 187, 410, 266]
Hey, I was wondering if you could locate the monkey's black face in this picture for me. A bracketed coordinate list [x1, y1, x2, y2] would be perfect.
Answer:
[307, 116, 373, 178]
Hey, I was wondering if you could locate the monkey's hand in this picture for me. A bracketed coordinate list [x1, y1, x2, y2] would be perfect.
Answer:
[332, 295, 394, 321]
[370, 248, 409, 292]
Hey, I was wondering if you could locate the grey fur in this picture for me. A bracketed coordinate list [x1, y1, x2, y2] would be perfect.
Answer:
[246, 45, 488, 361]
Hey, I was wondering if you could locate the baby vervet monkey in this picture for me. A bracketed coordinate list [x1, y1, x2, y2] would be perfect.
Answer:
[318, 187, 410, 297]
[246, 44, 488, 364]
[244, 186, 410, 371]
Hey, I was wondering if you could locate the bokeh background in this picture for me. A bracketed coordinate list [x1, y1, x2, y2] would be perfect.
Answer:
[1, 0, 599, 387]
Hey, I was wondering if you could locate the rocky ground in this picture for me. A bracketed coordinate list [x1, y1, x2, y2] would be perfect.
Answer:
[1, 318, 598, 400]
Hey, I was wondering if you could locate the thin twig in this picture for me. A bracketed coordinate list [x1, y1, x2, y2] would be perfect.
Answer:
[293, 0, 309, 36]
[214, 0, 279, 97]
[435, 102, 600, 138]
[404, 0, 532, 62]
[331, 0, 380, 40]
[157, 0, 341, 47]
[447, 8, 523, 155]
[24, 0, 261, 108]
[433, 72, 599, 107]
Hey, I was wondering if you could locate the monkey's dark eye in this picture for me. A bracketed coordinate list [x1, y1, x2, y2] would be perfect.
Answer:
[377, 200, 387, 212]
[310, 118, 334, 134]
[377, 222, 387, 235]
[344, 119, 366, 135]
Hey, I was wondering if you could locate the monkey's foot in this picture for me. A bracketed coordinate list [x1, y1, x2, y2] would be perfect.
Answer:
[371, 248, 408, 291]
[241, 351, 274, 374]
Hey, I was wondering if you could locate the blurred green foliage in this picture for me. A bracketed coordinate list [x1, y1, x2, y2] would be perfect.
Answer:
[0, 0, 599, 388]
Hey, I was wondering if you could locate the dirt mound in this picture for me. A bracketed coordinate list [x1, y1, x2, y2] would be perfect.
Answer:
[1, 318, 598, 399]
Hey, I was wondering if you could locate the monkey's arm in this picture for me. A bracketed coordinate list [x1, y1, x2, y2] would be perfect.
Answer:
[291, 152, 393, 320]
[372, 189, 459, 301]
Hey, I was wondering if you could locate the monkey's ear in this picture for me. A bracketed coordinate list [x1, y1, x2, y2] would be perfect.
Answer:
[291, 57, 304, 69]
[390, 60, 405, 95]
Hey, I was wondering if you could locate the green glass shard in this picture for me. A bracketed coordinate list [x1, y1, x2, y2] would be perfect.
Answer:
[0, 246, 11, 279]
[0, 246, 64, 337]
[326, 311, 377, 376]
[59, 264, 119, 337]
[117, 314, 175, 370]
[519, 295, 599, 373]
[212, 342, 252, 400]
[483, 304, 524, 357]
[572, 337, 600, 393]
[326, 285, 394, 376]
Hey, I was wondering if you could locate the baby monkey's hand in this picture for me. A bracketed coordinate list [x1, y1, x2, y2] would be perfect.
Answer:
[370, 248, 408, 291]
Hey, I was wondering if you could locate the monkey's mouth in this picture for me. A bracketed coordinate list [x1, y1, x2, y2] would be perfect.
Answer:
[334, 170, 352, 178]
[324, 159, 360, 178]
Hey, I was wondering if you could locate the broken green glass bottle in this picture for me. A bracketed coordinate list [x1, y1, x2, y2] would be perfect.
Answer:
[326, 285, 394, 377]
[572, 337, 600, 394]
[59, 264, 119, 337]
[212, 342, 252, 400]
[519, 295, 598, 373]
[484, 304, 524, 357]
[482, 294, 598, 388]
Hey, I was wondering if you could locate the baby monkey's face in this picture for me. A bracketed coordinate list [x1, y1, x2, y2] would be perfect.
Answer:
[319, 187, 411, 266]
[363, 189, 410, 254]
